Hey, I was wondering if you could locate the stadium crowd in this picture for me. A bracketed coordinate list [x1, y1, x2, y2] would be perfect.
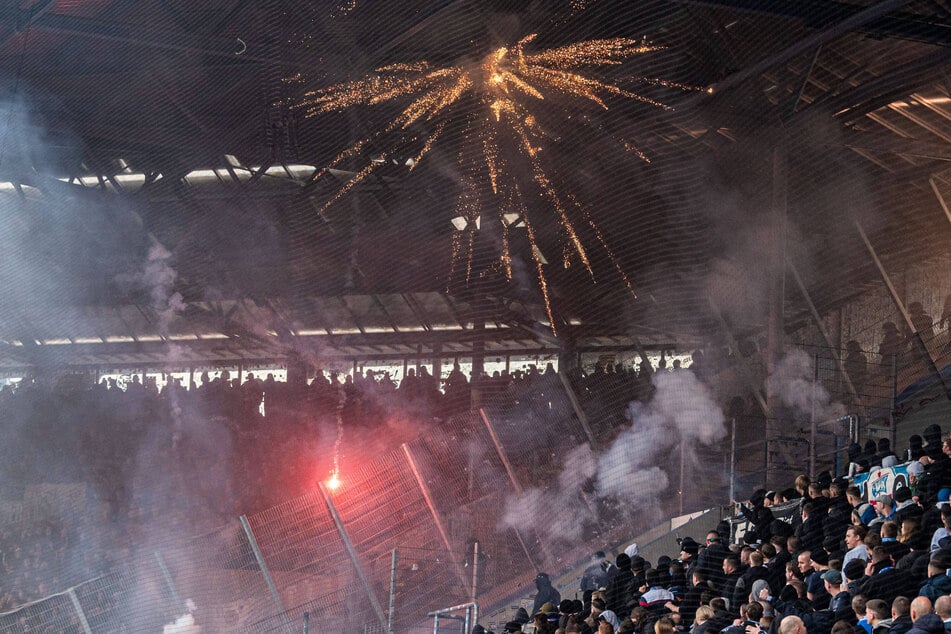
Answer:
[0, 359, 674, 611]
[503, 427, 951, 634]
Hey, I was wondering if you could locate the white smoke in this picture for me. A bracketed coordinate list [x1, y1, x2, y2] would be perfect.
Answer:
[144, 243, 186, 335]
[768, 349, 845, 422]
[162, 599, 200, 634]
[597, 371, 725, 505]
[500, 370, 726, 543]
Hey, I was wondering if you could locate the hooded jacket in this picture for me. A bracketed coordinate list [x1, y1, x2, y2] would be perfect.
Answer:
[918, 571, 951, 602]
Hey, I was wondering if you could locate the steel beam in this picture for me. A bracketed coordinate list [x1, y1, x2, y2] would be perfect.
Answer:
[557, 371, 599, 450]
[239, 514, 290, 628]
[690, 0, 918, 99]
[786, 259, 862, 406]
[400, 443, 469, 589]
[669, 0, 951, 46]
[930, 176, 951, 225]
[317, 483, 388, 629]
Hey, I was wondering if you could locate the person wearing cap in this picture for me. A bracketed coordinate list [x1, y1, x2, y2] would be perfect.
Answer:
[502, 621, 523, 634]
[532, 605, 558, 634]
[821, 569, 850, 613]
[870, 494, 895, 527]
[803, 549, 832, 610]
[531, 574, 561, 618]
[678, 537, 700, 573]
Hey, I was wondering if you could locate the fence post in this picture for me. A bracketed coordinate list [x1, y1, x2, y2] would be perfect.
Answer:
[729, 417, 737, 504]
[318, 482, 388, 629]
[66, 587, 93, 634]
[239, 514, 291, 632]
[388, 549, 398, 634]
[154, 550, 183, 612]
[810, 352, 818, 479]
[470, 542, 479, 628]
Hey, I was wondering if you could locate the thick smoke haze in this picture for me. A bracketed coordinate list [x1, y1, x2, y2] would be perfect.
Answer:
[500, 370, 726, 544]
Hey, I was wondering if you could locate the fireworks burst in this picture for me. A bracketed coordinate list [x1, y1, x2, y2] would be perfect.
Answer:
[296, 33, 705, 332]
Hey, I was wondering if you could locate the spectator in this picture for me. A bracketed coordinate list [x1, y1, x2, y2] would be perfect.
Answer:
[532, 574, 561, 617]
[907, 596, 943, 634]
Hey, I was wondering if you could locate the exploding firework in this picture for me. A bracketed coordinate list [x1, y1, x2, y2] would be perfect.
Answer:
[296, 33, 705, 332]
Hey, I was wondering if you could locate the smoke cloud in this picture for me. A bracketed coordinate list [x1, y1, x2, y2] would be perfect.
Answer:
[768, 349, 845, 422]
[500, 370, 725, 544]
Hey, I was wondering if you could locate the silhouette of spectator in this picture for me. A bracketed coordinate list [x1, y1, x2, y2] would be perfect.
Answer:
[878, 322, 904, 373]
[908, 302, 935, 344]
[843, 340, 867, 397]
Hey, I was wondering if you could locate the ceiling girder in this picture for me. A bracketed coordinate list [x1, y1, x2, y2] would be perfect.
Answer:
[670, 0, 951, 47]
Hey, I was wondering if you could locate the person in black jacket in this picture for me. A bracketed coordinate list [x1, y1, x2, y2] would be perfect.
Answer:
[696, 530, 731, 589]
[604, 554, 636, 616]
[738, 489, 774, 544]
[796, 502, 824, 554]
[532, 573, 561, 617]
[858, 547, 920, 606]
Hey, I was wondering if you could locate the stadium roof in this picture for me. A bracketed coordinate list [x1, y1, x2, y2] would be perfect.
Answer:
[1, 0, 951, 368]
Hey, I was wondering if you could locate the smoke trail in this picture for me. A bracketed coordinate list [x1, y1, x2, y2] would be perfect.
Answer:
[143, 243, 186, 335]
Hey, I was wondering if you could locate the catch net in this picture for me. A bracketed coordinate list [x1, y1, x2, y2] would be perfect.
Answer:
[2, 0, 951, 632]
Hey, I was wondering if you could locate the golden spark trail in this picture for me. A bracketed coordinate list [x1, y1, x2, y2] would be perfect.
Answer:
[501, 220, 512, 281]
[568, 193, 637, 297]
[633, 77, 712, 92]
[448, 230, 462, 290]
[309, 138, 372, 182]
[518, 195, 557, 335]
[622, 140, 651, 164]
[409, 121, 446, 171]
[522, 38, 663, 68]
[318, 154, 387, 214]
[514, 121, 594, 280]
[466, 223, 476, 286]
